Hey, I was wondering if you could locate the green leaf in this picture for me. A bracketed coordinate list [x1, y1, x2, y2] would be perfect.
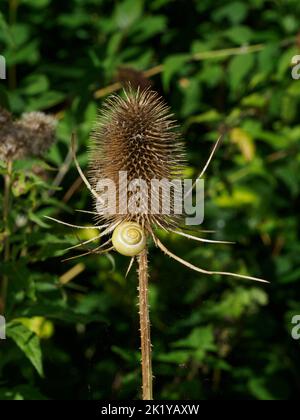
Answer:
[156, 350, 190, 364]
[114, 0, 144, 30]
[0, 12, 14, 46]
[162, 54, 189, 90]
[22, 304, 107, 325]
[23, 0, 51, 8]
[248, 378, 276, 400]
[106, 32, 124, 57]
[213, 2, 248, 24]
[6, 40, 39, 66]
[214, 186, 260, 208]
[180, 78, 202, 117]
[7, 323, 44, 377]
[22, 74, 49, 96]
[241, 93, 267, 108]
[0, 385, 48, 400]
[187, 109, 222, 126]
[9, 23, 31, 47]
[172, 326, 216, 353]
[111, 346, 139, 363]
[132, 15, 167, 42]
[258, 44, 279, 74]
[225, 26, 253, 44]
[208, 288, 268, 319]
[277, 47, 298, 79]
[27, 91, 65, 111]
[228, 53, 255, 90]
[28, 211, 50, 228]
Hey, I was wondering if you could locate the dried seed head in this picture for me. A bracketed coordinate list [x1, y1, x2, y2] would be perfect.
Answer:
[89, 88, 186, 233]
[0, 109, 28, 161]
[0, 109, 57, 162]
[117, 67, 152, 91]
[16, 112, 57, 157]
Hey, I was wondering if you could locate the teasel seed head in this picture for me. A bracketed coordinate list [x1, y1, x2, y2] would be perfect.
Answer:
[89, 87, 186, 235]
[0, 109, 57, 162]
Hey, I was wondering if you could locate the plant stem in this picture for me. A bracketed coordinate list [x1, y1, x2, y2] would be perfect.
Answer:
[138, 247, 153, 400]
[94, 37, 294, 99]
[51, 146, 73, 194]
[8, 0, 18, 90]
[0, 160, 13, 314]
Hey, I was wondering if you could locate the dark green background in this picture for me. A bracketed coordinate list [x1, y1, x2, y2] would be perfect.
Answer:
[0, 0, 300, 400]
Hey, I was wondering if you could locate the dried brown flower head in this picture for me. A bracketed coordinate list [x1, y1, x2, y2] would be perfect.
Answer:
[0, 109, 57, 162]
[117, 67, 152, 91]
[89, 88, 186, 233]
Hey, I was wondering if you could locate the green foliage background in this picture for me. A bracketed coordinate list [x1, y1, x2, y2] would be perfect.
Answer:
[1, 0, 300, 400]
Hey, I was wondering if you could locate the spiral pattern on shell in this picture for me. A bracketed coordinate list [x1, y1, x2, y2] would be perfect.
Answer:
[112, 222, 146, 257]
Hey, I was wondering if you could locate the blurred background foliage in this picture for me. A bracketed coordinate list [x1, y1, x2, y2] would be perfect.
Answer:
[0, 0, 300, 400]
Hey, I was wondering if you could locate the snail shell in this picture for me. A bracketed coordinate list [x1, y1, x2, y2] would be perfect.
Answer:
[112, 222, 146, 257]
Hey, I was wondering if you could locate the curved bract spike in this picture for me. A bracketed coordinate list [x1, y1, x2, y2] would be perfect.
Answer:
[105, 253, 116, 273]
[44, 216, 97, 230]
[62, 250, 94, 262]
[170, 229, 235, 245]
[75, 209, 104, 216]
[95, 246, 114, 255]
[71, 132, 102, 201]
[125, 257, 135, 278]
[155, 237, 268, 284]
[64, 234, 112, 252]
[62, 235, 101, 252]
[62, 246, 113, 262]
[184, 135, 223, 199]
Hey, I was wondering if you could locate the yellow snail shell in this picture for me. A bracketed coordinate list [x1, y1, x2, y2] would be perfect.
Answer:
[112, 222, 146, 257]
